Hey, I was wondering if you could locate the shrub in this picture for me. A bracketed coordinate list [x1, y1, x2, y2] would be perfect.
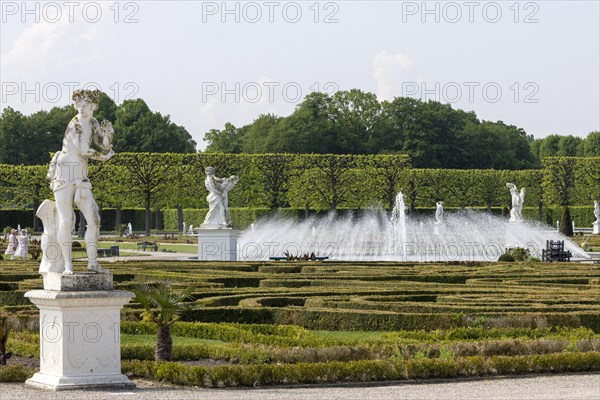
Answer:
[498, 253, 515, 262]
[559, 206, 574, 237]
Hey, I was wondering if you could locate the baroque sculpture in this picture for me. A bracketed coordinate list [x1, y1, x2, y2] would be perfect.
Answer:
[506, 183, 525, 223]
[594, 201, 600, 223]
[38, 89, 115, 275]
[202, 166, 239, 228]
[435, 201, 444, 224]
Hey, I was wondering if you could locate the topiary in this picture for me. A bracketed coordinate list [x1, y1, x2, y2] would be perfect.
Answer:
[559, 206, 574, 237]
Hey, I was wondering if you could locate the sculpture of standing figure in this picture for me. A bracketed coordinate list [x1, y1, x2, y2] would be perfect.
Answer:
[4, 229, 18, 260]
[506, 183, 525, 223]
[435, 201, 444, 224]
[202, 166, 239, 228]
[39, 89, 115, 275]
[594, 201, 600, 223]
[15, 229, 29, 260]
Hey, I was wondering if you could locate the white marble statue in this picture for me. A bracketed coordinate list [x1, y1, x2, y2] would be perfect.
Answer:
[506, 183, 525, 223]
[202, 166, 239, 228]
[594, 201, 600, 223]
[435, 201, 444, 224]
[39, 89, 115, 275]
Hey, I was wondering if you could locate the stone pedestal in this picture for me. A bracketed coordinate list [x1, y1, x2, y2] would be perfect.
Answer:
[593, 221, 599, 235]
[25, 273, 134, 391]
[198, 228, 238, 261]
[505, 222, 524, 249]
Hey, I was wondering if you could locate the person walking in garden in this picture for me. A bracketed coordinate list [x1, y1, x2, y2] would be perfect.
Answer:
[14, 229, 28, 260]
[4, 229, 18, 260]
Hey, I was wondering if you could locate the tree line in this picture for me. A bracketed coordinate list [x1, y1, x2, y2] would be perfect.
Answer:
[0, 154, 597, 235]
[0, 93, 196, 165]
[1, 89, 598, 169]
[203, 90, 600, 169]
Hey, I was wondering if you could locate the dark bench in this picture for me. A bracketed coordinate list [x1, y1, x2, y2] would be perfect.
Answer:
[137, 241, 159, 251]
[97, 248, 113, 257]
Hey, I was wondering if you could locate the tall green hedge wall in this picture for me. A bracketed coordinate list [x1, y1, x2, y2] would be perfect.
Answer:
[0, 155, 598, 231]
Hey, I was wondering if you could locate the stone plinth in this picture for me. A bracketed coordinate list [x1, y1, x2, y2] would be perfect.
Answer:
[198, 228, 238, 261]
[593, 221, 599, 235]
[42, 272, 113, 291]
[25, 273, 134, 391]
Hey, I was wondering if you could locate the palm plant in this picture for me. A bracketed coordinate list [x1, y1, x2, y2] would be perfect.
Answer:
[131, 282, 193, 361]
[0, 319, 13, 365]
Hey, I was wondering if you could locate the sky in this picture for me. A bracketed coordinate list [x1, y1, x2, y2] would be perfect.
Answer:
[1, 0, 599, 150]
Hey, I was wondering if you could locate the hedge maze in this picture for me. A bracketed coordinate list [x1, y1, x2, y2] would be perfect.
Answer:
[1, 259, 599, 386]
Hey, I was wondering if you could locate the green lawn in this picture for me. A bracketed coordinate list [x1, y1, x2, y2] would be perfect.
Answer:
[121, 334, 222, 345]
[99, 241, 197, 254]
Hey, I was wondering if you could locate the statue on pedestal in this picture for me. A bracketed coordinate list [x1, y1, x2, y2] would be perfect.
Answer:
[39, 89, 115, 275]
[593, 201, 600, 235]
[506, 183, 525, 223]
[435, 201, 444, 224]
[202, 166, 239, 228]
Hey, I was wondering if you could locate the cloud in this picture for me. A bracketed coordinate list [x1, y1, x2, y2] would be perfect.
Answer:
[191, 75, 297, 150]
[372, 51, 414, 101]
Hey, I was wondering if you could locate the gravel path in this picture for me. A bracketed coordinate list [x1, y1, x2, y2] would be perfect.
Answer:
[2, 374, 598, 400]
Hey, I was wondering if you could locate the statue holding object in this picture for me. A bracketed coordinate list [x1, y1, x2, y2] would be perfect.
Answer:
[38, 89, 115, 276]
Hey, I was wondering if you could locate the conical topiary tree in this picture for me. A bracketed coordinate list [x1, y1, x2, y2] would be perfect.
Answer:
[559, 206, 573, 237]
[131, 283, 192, 361]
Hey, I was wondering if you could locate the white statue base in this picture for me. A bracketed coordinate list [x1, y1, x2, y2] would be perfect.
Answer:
[198, 228, 238, 261]
[25, 273, 134, 391]
[593, 221, 599, 235]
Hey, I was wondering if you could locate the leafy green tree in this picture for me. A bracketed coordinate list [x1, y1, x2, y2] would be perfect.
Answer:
[0, 107, 27, 165]
[459, 121, 535, 170]
[328, 89, 382, 153]
[369, 154, 411, 209]
[113, 153, 173, 235]
[204, 123, 246, 153]
[557, 136, 584, 157]
[132, 283, 192, 361]
[543, 157, 577, 207]
[242, 114, 282, 153]
[263, 92, 335, 153]
[252, 154, 304, 209]
[301, 154, 358, 210]
[582, 131, 600, 156]
[114, 99, 196, 153]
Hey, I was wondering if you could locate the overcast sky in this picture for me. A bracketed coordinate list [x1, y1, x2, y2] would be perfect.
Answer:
[1, 0, 599, 150]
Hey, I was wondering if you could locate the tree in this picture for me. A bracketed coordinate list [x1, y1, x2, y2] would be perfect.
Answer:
[114, 153, 173, 235]
[132, 283, 192, 361]
[0, 107, 26, 165]
[582, 131, 600, 156]
[263, 92, 335, 153]
[114, 99, 196, 153]
[242, 114, 282, 153]
[328, 89, 382, 153]
[559, 206, 573, 236]
[543, 157, 576, 207]
[252, 154, 304, 209]
[369, 154, 411, 209]
[204, 123, 246, 153]
[302, 154, 358, 210]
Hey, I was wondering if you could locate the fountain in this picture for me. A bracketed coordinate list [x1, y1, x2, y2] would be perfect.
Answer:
[238, 191, 590, 262]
